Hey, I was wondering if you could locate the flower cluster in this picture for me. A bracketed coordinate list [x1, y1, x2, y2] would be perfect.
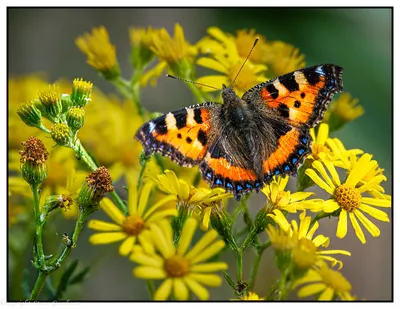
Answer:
[8, 24, 390, 302]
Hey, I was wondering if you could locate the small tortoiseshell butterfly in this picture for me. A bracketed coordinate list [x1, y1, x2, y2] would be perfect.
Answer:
[135, 64, 343, 200]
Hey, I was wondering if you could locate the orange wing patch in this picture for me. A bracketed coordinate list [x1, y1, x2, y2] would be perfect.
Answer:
[204, 155, 257, 182]
[263, 127, 311, 180]
[135, 106, 212, 167]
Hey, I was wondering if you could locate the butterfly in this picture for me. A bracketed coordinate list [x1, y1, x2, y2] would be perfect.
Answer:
[135, 64, 343, 200]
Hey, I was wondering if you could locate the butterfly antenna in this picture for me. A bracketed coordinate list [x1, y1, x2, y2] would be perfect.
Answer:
[166, 74, 220, 91]
[230, 37, 259, 88]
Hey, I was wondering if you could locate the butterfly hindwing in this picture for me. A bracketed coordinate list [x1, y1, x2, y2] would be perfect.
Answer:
[135, 103, 217, 167]
[242, 64, 343, 129]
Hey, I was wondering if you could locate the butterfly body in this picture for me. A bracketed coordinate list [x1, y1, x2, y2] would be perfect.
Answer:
[135, 64, 343, 200]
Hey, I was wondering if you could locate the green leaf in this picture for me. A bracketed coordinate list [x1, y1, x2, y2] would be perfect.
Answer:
[69, 266, 90, 285]
[54, 259, 78, 300]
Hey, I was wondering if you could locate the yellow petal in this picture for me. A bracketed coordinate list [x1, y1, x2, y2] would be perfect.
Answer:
[87, 220, 122, 232]
[321, 157, 341, 187]
[100, 198, 125, 225]
[154, 278, 173, 300]
[128, 181, 138, 216]
[201, 207, 212, 230]
[349, 212, 366, 244]
[278, 176, 289, 191]
[312, 161, 335, 190]
[361, 197, 391, 207]
[318, 287, 334, 300]
[189, 240, 225, 264]
[130, 253, 163, 267]
[183, 277, 209, 300]
[268, 209, 290, 232]
[312, 235, 330, 248]
[318, 249, 351, 256]
[305, 169, 334, 195]
[185, 230, 218, 261]
[298, 213, 311, 239]
[138, 230, 155, 255]
[89, 232, 126, 244]
[119, 236, 136, 256]
[195, 76, 228, 92]
[345, 154, 374, 187]
[354, 210, 380, 237]
[359, 204, 390, 222]
[323, 199, 340, 213]
[150, 222, 174, 258]
[336, 210, 347, 239]
[197, 57, 227, 74]
[307, 220, 320, 239]
[358, 175, 387, 193]
[143, 195, 177, 220]
[146, 209, 177, 224]
[316, 123, 329, 145]
[292, 269, 320, 288]
[173, 278, 189, 300]
[188, 273, 222, 287]
[190, 262, 228, 273]
[134, 266, 167, 280]
[177, 217, 197, 256]
[297, 283, 326, 298]
[137, 182, 153, 217]
[318, 255, 343, 270]
[289, 191, 315, 202]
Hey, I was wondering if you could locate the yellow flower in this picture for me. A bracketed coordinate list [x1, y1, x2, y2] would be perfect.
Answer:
[196, 27, 267, 97]
[265, 41, 306, 76]
[88, 177, 177, 256]
[75, 26, 120, 79]
[309, 123, 363, 168]
[142, 24, 197, 86]
[262, 176, 323, 213]
[234, 29, 270, 64]
[305, 154, 391, 244]
[240, 291, 264, 300]
[129, 26, 158, 49]
[131, 217, 227, 300]
[324, 92, 364, 128]
[267, 209, 351, 269]
[293, 262, 355, 301]
[146, 170, 232, 229]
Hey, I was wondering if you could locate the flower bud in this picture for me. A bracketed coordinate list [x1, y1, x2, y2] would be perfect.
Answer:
[210, 210, 236, 251]
[38, 85, 62, 120]
[71, 78, 93, 107]
[51, 123, 71, 146]
[19, 137, 48, 186]
[77, 166, 114, 214]
[66, 107, 85, 133]
[60, 94, 73, 113]
[17, 102, 42, 127]
[43, 194, 74, 213]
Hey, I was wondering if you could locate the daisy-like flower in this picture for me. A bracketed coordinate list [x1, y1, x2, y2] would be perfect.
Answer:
[146, 170, 232, 229]
[88, 177, 177, 256]
[293, 262, 355, 301]
[267, 209, 351, 270]
[305, 154, 391, 244]
[262, 175, 323, 213]
[130, 217, 227, 300]
[324, 93, 364, 131]
[196, 28, 267, 97]
[75, 26, 120, 80]
[141, 24, 197, 86]
[241, 291, 264, 300]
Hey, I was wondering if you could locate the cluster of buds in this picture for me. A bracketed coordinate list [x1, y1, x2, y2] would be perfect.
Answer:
[17, 78, 93, 147]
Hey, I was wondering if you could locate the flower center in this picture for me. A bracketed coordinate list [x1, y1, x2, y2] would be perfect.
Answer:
[334, 184, 361, 212]
[164, 255, 190, 277]
[320, 267, 352, 292]
[292, 238, 317, 269]
[122, 215, 145, 236]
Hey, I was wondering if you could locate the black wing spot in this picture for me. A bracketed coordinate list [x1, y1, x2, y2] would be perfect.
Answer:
[197, 129, 208, 146]
[193, 109, 203, 124]
[177, 133, 182, 139]
[266, 84, 279, 99]
[300, 92, 306, 99]
[175, 110, 188, 129]
[155, 117, 168, 135]
[304, 70, 320, 86]
[278, 103, 290, 118]
[186, 137, 193, 144]
[279, 74, 299, 92]
[294, 100, 301, 108]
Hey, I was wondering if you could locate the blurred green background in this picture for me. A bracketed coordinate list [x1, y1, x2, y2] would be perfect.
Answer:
[8, 8, 392, 300]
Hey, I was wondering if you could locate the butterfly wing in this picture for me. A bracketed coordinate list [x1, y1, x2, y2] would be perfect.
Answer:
[135, 102, 219, 167]
[242, 64, 343, 129]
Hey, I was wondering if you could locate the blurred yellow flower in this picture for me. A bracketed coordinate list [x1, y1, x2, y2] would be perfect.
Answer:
[88, 178, 177, 256]
[129, 26, 159, 49]
[293, 262, 355, 300]
[131, 217, 227, 300]
[241, 291, 264, 300]
[262, 176, 323, 213]
[267, 209, 350, 269]
[76, 26, 120, 80]
[305, 154, 391, 244]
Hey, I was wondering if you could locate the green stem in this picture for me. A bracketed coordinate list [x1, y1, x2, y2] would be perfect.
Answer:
[29, 271, 48, 301]
[71, 212, 89, 248]
[111, 77, 133, 100]
[248, 249, 262, 291]
[131, 70, 145, 120]
[31, 184, 44, 267]
[236, 249, 243, 282]
[146, 280, 155, 300]
[310, 211, 331, 226]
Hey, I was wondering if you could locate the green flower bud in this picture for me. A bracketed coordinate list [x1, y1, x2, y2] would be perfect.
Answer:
[66, 107, 85, 133]
[43, 194, 74, 213]
[60, 94, 73, 113]
[19, 137, 48, 186]
[210, 210, 236, 251]
[50, 123, 71, 146]
[17, 102, 42, 127]
[77, 166, 114, 214]
[171, 207, 190, 245]
[71, 78, 93, 107]
[38, 85, 62, 120]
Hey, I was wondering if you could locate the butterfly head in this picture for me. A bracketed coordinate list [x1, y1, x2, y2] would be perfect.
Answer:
[221, 84, 238, 104]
